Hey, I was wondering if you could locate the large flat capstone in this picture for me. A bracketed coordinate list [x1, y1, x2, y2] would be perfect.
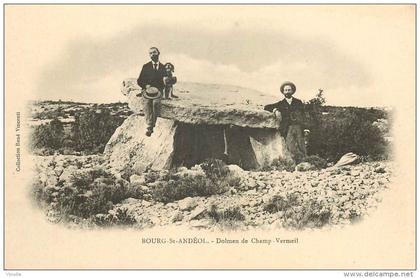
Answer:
[121, 78, 281, 129]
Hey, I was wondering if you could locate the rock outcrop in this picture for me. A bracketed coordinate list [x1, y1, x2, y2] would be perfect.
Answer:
[105, 79, 292, 174]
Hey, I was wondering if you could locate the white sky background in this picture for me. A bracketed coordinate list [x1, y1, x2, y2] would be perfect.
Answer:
[6, 5, 415, 107]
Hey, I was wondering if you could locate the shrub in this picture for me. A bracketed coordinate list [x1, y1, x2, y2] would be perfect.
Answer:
[151, 174, 229, 203]
[109, 207, 137, 225]
[262, 157, 296, 172]
[31, 118, 64, 150]
[150, 160, 235, 203]
[264, 193, 300, 213]
[72, 109, 124, 153]
[304, 91, 390, 162]
[207, 204, 245, 222]
[200, 159, 230, 180]
[302, 155, 328, 169]
[264, 193, 331, 229]
[34, 167, 144, 222]
[282, 199, 331, 229]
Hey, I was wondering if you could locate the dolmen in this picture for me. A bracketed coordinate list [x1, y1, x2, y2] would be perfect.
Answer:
[104, 78, 292, 175]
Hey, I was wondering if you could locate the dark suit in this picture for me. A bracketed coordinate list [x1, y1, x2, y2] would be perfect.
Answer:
[137, 61, 165, 133]
[264, 97, 306, 161]
[137, 61, 165, 92]
[264, 97, 305, 137]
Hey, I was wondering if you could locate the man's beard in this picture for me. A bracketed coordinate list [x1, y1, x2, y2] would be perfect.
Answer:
[151, 55, 159, 62]
[285, 93, 293, 98]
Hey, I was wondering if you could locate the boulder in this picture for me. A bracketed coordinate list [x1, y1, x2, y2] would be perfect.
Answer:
[129, 174, 146, 185]
[104, 115, 177, 174]
[296, 162, 316, 172]
[178, 197, 198, 211]
[334, 153, 359, 167]
[189, 206, 207, 220]
[122, 78, 281, 129]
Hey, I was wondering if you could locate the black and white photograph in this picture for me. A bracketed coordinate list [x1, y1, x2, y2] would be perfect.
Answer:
[4, 4, 416, 271]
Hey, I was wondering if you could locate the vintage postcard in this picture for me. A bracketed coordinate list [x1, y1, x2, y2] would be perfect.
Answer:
[4, 4, 416, 270]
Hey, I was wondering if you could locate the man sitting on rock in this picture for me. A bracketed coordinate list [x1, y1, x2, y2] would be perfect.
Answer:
[136, 47, 165, 137]
[264, 81, 307, 162]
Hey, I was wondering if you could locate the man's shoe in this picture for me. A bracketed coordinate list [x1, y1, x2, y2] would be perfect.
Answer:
[145, 130, 152, 137]
[171, 94, 179, 98]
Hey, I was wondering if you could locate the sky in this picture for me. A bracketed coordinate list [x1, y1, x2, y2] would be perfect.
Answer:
[6, 5, 415, 107]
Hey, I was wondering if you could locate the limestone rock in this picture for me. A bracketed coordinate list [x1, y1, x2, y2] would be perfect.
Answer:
[45, 176, 59, 187]
[374, 166, 386, 173]
[171, 211, 184, 222]
[130, 174, 145, 185]
[249, 130, 291, 168]
[59, 166, 79, 184]
[189, 219, 212, 228]
[334, 153, 359, 167]
[189, 206, 207, 220]
[122, 78, 281, 129]
[178, 197, 198, 211]
[227, 165, 244, 176]
[296, 162, 316, 172]
[104, 115, 177, 175]
[122, 198, 140, 204]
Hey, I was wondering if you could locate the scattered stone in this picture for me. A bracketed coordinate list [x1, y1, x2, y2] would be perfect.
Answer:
[374, 166, 386, 173]
[296, 162, 316, 172]
[178, 197, 198, 211]
[59, 166, 78, 184]
[45, 176, 59, 187]
[227, 165, 245, 179]
[130, 174, 145, 184]
[149, 216, 161, 225]
[171, 212, 184, 222]
[54, 166, 64, 177]
[189, 206, 207, 220]
[247, 179, 257, 189]
[122, 198, 140, 204]
[256, 181, 266, 188]
[245, 189, 257, 195]
[141, 200, 152, 207]
[249, 200, 259, 207]
[334, 153, 359, 167]
[190, 219, 211, 228]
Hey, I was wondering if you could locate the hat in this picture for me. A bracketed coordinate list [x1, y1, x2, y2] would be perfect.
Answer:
[280, 81, 296, 94]
[143, 86, 162, 100]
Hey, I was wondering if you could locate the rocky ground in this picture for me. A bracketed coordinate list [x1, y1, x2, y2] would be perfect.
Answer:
[31, 154, 392, 231]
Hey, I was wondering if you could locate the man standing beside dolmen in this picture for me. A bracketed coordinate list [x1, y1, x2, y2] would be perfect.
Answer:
[264, 81, 307, 162]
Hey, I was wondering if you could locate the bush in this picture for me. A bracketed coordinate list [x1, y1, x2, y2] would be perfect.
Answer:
[302, 155, 327, 169]
[264, 193, 331, 229]
[304, 91, 390, 162]
[73, 109, 124, 153]
[151, 174, 229, 203]
[208, 204, 245, 222]
[31, 118, 64, 150]
[30, 105, 126, 155]
[34, 167, 144, 221]
[150, 160, 235, 203]
[261, 156, 296, 172]
[200, 159, 230, 180]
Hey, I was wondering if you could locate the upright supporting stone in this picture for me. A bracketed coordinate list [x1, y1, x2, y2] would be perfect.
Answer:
[248, 129, 292, 167]
[104, 115, 177, 175]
